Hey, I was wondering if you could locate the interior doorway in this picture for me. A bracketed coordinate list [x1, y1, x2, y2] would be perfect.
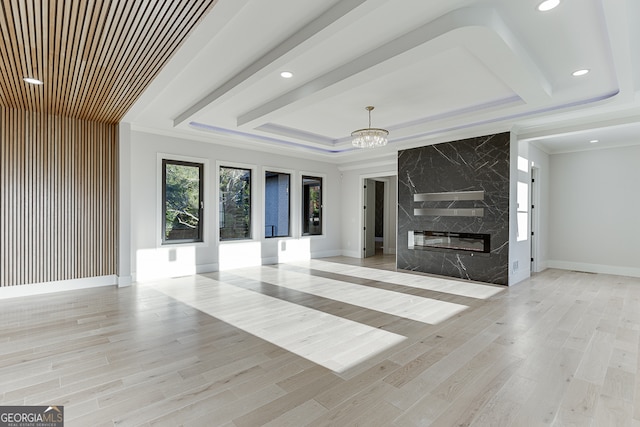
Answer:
[530, 167, 539, 272]
[363, 179, 377, 258]
[362, 175, 397, 258]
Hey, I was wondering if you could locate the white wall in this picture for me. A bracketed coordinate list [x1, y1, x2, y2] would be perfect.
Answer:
[509, 136, 530, 285]
[339, 159, 397, 258]
[118, 123, 133, 286]
[128, 129, 343, 282]
[548, 144, 640, 277]
[507, 134, 553, 284]
[528, 143, 550, 272]
[508, 138, 550, 283]
[127, 126, 639, 284]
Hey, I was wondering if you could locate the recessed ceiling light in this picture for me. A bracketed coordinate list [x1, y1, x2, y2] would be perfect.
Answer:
[589, 139, 598, 143]
[23, 77, 43, 85]
[572, 69, 590, 77]
[280, 71, 293, 79]
[537, 0, 560, 11]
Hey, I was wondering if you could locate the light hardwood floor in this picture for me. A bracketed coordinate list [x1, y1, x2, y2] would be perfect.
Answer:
[1, 255, 639, 426]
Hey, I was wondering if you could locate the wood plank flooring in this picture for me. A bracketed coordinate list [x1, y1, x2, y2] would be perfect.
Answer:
[1, 255, 640, 426]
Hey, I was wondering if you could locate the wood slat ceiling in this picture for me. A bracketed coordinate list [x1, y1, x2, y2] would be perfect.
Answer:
[0, 0, 217, 124]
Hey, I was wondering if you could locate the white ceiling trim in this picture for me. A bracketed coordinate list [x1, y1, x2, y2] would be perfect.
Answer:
[124, 0, 639, 159]
[235, 6, 552, 132]
[600, 0, 634, 100]
[172, 0, 387, 126]
[189, 88, 619, 155]
[188, 121, 350, 155]
[123, 0, 252, 123]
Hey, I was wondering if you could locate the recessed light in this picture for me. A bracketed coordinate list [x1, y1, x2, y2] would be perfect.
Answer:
[572, 69, 590, 77]
[589, 139, 598, 143]
[280, 71, 293, 79]
[537, 0, 560, 11]
[23, 77, 43, 85]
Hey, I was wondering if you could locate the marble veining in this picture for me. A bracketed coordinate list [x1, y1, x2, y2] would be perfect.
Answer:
[397, 132, 510, 285]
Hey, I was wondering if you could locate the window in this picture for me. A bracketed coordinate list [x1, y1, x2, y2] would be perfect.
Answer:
[162, 159, 203, 243]
[302, 175, 322, 236]
[220, 166, 251, 240]
[265, 171, 290, 238]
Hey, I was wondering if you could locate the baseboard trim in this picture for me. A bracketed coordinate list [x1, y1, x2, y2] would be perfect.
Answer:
[133, 263, 219, 283]
[196, 263, 218, 274]
[547, 260, 640, 278]
[263, 251, 347, 265]
[509, 269, 530, 286]
[313, 250, 343, 258]
[341, 250, 362, 258]
[0, 275, 118, 300]
[118, 275, 133, 287]
[535, 261, 549, 273]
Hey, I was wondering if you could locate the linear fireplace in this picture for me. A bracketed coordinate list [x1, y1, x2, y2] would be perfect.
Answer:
[409, 230, 490, 254]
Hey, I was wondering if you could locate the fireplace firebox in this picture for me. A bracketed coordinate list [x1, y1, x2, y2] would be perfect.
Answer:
[409, 230, 490, 254]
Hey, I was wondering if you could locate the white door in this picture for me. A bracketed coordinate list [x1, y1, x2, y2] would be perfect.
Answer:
[530, 168, 538, 272]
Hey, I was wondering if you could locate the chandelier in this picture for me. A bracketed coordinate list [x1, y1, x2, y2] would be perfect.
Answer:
[351, 106, 389, 148]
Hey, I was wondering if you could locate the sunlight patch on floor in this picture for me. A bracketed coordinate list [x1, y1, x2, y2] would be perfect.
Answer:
[293, 260, 504, 299]
[230, 267, 467, 325]
[148, 275, 406, 373]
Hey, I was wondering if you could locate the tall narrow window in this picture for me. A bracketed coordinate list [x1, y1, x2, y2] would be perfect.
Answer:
[302, 175, 322, 236]
[220, 166, 251, 240]
[162, 159, 203, 243]
[265, 171, 290, 238]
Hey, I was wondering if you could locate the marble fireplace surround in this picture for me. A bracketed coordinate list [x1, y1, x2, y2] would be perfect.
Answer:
[397, 132, 510, 285]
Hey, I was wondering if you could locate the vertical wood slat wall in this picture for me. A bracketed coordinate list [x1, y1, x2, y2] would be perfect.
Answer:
[0, 106, 117, 287]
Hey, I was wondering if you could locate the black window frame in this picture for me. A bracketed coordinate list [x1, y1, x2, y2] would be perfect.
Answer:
[264, 171, 291, 238]
[219, 166, 252, 241]
[302, 175, 323, 236]
[161, 159, 204, 244]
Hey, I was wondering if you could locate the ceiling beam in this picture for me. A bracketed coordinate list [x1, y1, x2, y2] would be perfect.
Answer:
[236, 6, 552, 130]
[172, 0, 387, 127]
